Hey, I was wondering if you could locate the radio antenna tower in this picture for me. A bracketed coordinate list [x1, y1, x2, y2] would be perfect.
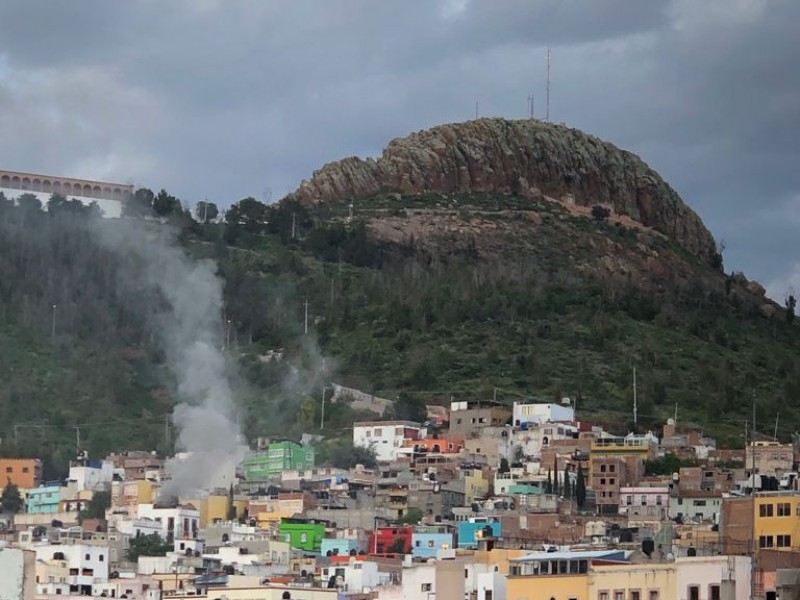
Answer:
[546, 48, 551, 121]
[527, 94, 534, 119]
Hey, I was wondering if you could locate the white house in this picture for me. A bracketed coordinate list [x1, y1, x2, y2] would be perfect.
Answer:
[322, 556, 380, 593]
[34, 543, 110, 596]
[135, 504, 201, 543]
[68, 459, 115, 492]
[353, 421, 422, 463]
[512, 401, 575, 427]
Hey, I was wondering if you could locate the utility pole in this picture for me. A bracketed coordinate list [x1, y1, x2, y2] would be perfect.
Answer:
[475, 100, 479, 120]
[632, 366, 638, 427]
[674, 403, 678, 426]
[291, 212, 297, 240]
[51, 304, 57, 340]
[320, 387, 326, 430]
[527, 94, 535, 119]
[774, 412, 780, 442]
[546, 48, 551, 122]
[303, 299, 310, 335]
[75, 427, 81, 452]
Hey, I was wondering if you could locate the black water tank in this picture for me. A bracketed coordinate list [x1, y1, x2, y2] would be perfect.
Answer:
[687, 546, 697, 557]
[642, 538, 655, 556]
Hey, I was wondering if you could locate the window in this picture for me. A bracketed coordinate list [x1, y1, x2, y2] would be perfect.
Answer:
[421, 583, 432, 592]
[656, 496, 663, 506]
[4, 467, 11, 473]
[759, 535, 774, 548]
[465, 569, 469, 578]
[777, 535, 792, 547]
[688, 586, 699, 600]
[649, 591, 659, 600]
[22, 467, 29, 473]
[609, 464, 615, 472]
[760, 504, 774, 517]
[609, 478, 615, 485]
[615, 592, 624, 600]
[599, 592, 609, 600]
[710, 586, 720, 600]
[601, 478, 606, 485]
[601, 465, 607, 473]
[99, 555, 104, 562]
[626, 496, 632, 505]
[485, 591, 493, 600]
[641, 495, 647, 505]
[85, 554, 90, 560]
[778, 503, 791, 516]
[631, 592, 641, 600]
[428, 540, 435, 548]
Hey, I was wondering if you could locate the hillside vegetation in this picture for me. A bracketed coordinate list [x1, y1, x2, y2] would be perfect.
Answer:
[1, 121, 799, 473]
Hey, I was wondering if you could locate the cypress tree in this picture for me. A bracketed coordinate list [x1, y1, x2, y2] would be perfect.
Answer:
[576, 466, 586, 508]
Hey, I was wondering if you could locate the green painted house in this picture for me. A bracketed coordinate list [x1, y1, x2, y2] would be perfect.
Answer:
[242, 441, 315, 480]
[279, 518, 326, 552]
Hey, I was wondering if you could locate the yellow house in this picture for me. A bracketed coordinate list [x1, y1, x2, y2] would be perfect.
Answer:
[589, 562, 676, 600]
[508, 549, 620, 600]
[463, 468, 490, 504]
[182, 494, 247, 528]
[753, 492, 800, 552]
[589, 435, 656, 485]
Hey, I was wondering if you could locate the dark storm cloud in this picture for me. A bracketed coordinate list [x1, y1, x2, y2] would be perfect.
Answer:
[0, 0, 797, 298]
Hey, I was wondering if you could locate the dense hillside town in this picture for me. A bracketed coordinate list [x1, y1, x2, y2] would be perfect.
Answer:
[3, 397, 799, 600]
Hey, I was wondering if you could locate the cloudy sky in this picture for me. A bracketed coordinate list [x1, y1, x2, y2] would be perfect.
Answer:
[0, 0, 797, 299]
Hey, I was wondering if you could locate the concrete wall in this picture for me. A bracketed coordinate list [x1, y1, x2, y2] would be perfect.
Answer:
[0, 547, 35, 600]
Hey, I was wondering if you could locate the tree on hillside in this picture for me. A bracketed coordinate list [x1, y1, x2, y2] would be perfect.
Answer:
[79, 490, 110, 522]
[393, 392, 426, 423]
[226, 197, 269, 233]
[1, 482, 22, 514]
[153, 189, 182, 217]
[591, 205, 610, 221]
[563, 465, 571, 499]
[126, 533, 172, 561]
[499, 458, 510, 474]
[397, 507, 423, 525]
[319, 438, 378, 470]
[123, 187, 156, 217]
[575, 467, 586, 509]
[786, 294, 796, 324]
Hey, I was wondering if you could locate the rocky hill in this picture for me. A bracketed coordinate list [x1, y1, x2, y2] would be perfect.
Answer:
[293, 118, 717, 262]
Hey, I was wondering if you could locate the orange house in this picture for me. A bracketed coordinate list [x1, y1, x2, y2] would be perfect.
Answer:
[0, 458, 43, 489]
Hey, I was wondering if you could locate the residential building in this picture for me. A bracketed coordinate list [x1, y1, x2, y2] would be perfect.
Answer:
[26, 485, 61, 514]
[242, 441, 315, 480]
[747, 441, 794, 476]
[353, 420, 422, 463]
[669, 491, 723, 523]
[136, 503, 200, 543]
[411, 526, 455, 559]
[106, 451, 163, 480]
[34, 543, 110, 596]
[0, 458, 42, 489]
[513, 400, 575, 427]
[457, 518, 501, 549]
[321, 555, 380, 593]
[619, 486, 669, 518]
[279, 518, 327, 552]
[448, 401, 511, 436]
[369, 525, 413, 554]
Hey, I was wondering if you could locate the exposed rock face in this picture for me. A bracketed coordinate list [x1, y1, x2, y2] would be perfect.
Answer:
[293, 118, 717, 261]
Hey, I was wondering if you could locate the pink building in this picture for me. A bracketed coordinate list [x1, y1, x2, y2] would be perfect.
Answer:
[618, 486, 670, 518]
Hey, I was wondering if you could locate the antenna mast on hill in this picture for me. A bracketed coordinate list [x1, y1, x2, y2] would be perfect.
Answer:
[527, 94, 535, 119]
[546, 48, 551, 121]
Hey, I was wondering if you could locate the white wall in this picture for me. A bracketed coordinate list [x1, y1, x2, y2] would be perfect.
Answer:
[675, 556, 751, 600]
[513, 402, 574, 426]
[0, 547, 34, 600]
[34, 543, 110, 587]
[353, 424, 418, 463]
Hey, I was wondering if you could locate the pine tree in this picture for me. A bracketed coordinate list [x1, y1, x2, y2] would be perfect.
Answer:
[576, 466, 587, 508]
[563, 465, 571, 499]
[1, 482, 23, 514]
[546, 469, 553, 494]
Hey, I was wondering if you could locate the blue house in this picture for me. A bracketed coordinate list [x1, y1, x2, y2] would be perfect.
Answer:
[412, 526, 455, 559]
[321, 538, 361, 557]
[457, 519, 501, 548]
[27, 485, 61, 514]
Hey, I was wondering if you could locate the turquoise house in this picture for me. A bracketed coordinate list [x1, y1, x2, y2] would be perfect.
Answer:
[27, 485, 61, 514]
[457, 520, 501, 548]
[321, 538, 361, 556]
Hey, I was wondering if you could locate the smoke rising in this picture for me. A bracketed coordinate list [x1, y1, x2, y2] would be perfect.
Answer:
[94, 220, 246, 498]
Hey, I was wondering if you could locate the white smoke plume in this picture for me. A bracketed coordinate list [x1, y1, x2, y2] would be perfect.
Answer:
[94, 220, 246, 499]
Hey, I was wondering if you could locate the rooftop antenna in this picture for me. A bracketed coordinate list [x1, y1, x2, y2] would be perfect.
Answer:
[774, 412, 780, 442]
[546, 48, 551, 122]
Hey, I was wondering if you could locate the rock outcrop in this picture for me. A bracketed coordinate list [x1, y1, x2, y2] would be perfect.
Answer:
[292, 118, 717, 261]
